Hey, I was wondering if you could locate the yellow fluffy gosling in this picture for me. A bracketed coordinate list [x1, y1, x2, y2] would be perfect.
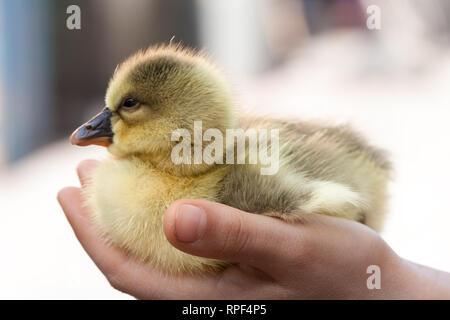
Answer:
[70, 44, 390, 275]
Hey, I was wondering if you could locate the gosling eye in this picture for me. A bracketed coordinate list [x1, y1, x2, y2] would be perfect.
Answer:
[122, 98, 139, 108]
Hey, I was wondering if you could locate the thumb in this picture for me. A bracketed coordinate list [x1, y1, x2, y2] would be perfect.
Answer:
[163, 199, 305, 272]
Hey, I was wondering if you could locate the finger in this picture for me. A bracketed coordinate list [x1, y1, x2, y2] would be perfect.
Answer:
[76, 159, 100, 187]
[164, 199, 307, 274]
[58, 186, 129, 277]
[57, 187, 226, 299]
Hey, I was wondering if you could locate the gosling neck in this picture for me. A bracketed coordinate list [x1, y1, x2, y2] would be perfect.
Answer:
[134, 150, 223, 177]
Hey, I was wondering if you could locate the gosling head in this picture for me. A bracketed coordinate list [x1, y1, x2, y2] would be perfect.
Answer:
[70, 44, 235, 175]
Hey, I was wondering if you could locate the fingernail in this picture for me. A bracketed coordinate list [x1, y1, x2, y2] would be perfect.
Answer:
[175, 204, 206, 243]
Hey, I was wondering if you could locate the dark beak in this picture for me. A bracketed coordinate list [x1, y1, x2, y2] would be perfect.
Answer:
[70, 107, 114, 147]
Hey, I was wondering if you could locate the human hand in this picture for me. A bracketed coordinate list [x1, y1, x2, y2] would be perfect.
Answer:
[57, 160, 450, 299]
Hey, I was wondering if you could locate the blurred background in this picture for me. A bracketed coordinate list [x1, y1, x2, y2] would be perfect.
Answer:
[1, 0, 450, 299]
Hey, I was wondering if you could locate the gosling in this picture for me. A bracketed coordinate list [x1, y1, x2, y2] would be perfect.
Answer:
[70, 44, 390, 275]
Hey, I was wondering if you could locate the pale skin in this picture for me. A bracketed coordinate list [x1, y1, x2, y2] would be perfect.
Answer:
[57, 160, 450, 299]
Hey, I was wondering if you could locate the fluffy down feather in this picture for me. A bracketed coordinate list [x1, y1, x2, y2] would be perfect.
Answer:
[79, 44, 390, 274]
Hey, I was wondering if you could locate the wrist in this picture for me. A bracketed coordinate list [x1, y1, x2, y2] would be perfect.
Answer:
[377, 250, 450, 299]
[358, 244, 405, 299]
[398, 259, 450, 299]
